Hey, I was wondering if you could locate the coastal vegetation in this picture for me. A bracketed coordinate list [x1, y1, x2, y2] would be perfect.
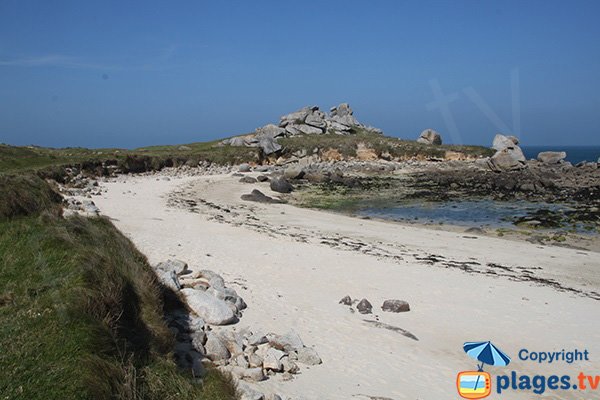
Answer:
[0, 174, 237, 399]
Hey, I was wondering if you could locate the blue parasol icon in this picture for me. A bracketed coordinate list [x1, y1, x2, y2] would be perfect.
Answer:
[463, 341, 511, 391]
[464, 341, 511, 370]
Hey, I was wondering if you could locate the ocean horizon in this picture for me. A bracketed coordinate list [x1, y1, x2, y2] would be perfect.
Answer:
[521, 145, 600, 164]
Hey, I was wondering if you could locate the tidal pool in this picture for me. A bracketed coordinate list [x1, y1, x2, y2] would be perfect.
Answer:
[355, 200, 577, 230]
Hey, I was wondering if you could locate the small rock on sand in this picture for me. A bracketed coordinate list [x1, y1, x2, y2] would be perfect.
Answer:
[241, 189, 284, 204]
[381, 299, 410, 313]
[270, 177, 293, 193]
[239, 176, 258, 183]
[356, 298, 373, 314]
[239, 163, 251, 172]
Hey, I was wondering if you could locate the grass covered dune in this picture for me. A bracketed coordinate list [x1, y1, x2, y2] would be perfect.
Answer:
[0, 174, 237, 399]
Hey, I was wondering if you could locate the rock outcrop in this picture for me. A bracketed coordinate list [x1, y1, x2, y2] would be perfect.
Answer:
[417, 129, 442, 145]
[538, 151, 567, 164]
[221, 103, 383, 155]
[487, 134, 527, 172]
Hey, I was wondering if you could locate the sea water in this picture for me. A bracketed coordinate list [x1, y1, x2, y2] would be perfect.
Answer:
[521, 146, 600, 164]
[356, 200, 574, 230]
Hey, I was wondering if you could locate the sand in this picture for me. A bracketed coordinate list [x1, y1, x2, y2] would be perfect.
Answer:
[91, 172, 600, 400]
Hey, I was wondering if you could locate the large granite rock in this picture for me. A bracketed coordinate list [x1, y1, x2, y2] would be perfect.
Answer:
[279, 106, 315, 127]
[205, 332, 230, 361]
[255, 124, 286, 139]
[305, 110, 327, 128]
[492, 134, 519, 151]
[538, 151, 567, 164]
[221, 102, 383, 152]
[488, 146, 527, 172]
[417, 129, 442, 145]
[268, 330, 304, 352]
[257, 136, 282, 155]
[181, 288, 237, 325]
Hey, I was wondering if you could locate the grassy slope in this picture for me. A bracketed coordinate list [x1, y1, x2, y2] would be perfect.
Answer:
[0, 141, 259, 175]
[279, 130, 494, 159]
[0, 176, 237, 399]
[1, 133, 493, 175]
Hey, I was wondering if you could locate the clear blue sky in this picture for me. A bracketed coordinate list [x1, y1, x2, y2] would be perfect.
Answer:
[1, 0, 599, 148]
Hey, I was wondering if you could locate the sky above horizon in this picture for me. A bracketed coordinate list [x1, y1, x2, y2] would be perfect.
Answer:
[1, 0, 599, 149]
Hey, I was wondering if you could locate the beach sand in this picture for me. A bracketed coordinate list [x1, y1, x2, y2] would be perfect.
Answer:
[91, 172, 600, 400]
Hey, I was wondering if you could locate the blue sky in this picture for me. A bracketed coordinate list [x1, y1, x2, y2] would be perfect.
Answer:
[1, 0, 599, 148]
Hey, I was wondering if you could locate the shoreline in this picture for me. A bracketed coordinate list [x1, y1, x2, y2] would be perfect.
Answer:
[72, 169, 600, 400]
[307, 206, 600, 253]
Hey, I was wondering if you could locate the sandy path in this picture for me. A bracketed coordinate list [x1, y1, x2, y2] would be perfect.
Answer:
[93, 173, 600, 400]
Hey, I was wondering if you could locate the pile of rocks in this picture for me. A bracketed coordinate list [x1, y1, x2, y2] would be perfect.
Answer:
[216, 329, 322, 381]
[157, 260, 246, 325]
[221, 103, 383, 155]
[63, 198, 100, 217]
[157, 260, 321, 400]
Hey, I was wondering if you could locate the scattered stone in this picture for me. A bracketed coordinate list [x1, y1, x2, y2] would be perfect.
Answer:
[156, 259, 190, 276]
[381, 299, 410, 313]
[247, 353, 263, 368]
[239, 163, 251, 172]
[191, 330, 207, 351]
[270, 177, 293, 193]
[262, 349, 283, 372]
[297, 347, 322, 365]
[237, 382, 265, 400]
[283, 166, 305, 180]
[356, 298, 373, 314]
[256, 175, 270, 182]
[247, 331, 268, 346]
[205, 332, 231, 361]
[268, 330, 304, 352]
[281, 356, 299, 374]
[241, 189, 284, 204]
[240, 176, 258, 183]
[465, 227, 486, 234]
[231, 366, 265, 382]
[339, 295, 352, 305]
[157, 269, 181, 291]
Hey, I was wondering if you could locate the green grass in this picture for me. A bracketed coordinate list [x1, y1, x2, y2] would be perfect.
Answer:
[0, 174, 63, 218]
[1, 132, 493, 175]
[0, 176, 237, 399]
[278, 130, 494, 160]
[0, 141, 259, 175]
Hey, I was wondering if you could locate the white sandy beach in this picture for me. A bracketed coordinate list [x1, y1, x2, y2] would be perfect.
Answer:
[91, 172, 600, 400]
